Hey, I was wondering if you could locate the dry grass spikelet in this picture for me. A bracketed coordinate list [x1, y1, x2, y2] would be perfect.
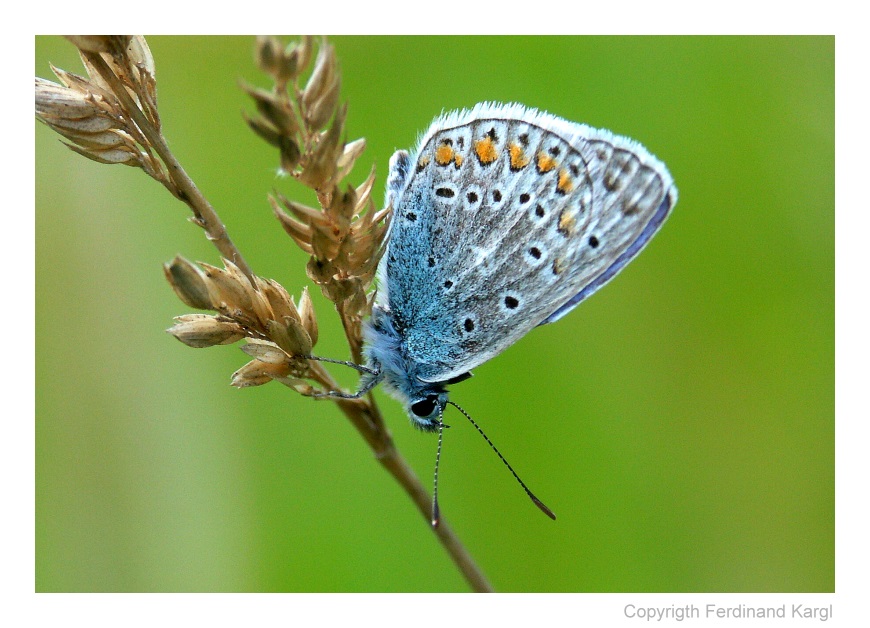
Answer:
[164, 256, 326, 392]
[35, 36, 165, 181]
[167, 314, 246, 348]
[243, 36, 392, 360]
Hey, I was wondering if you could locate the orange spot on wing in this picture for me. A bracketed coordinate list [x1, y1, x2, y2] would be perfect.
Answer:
[474, 137, 499, 164]
[454, 154, 464, 168]
[558, 208, 576, 235]
[435, 144, 454, 166]
[557, 168, 574, 193]
[509, 143, 530, 170]
[536, 151, 557, 173]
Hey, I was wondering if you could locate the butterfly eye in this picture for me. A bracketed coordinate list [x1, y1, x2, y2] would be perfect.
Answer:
[411, 396, 438, 417]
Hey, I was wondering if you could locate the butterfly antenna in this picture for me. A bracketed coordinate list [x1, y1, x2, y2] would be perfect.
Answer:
[447, 401, 556, 520]
[431, 411, 445, 528]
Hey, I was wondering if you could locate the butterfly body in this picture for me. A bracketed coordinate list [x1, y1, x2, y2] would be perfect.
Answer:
[359, 103, 677, 429]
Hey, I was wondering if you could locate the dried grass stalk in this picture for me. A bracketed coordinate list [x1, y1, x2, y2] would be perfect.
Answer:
[36, 35, 492, 593]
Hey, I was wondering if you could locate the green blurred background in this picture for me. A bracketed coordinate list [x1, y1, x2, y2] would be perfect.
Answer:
[35, 36, 833, 592]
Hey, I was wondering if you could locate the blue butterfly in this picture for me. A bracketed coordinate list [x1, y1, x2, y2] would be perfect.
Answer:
[322, 103, 676, 522]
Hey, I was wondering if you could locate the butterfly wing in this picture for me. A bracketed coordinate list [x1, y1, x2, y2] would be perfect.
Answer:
[379, 103, 677, 384]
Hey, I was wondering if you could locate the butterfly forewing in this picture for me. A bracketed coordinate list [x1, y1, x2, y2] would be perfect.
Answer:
[380, 103, 676, 383]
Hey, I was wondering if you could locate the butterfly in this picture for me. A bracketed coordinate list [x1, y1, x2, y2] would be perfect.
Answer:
[324, 102, 676, 522]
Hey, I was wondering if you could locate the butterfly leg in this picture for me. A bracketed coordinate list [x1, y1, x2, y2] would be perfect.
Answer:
[303, 354, 379, 375]
[303, 355, 384, 400]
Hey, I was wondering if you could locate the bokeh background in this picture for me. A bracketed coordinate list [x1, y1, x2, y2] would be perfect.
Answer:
[35, 36, 833, 592]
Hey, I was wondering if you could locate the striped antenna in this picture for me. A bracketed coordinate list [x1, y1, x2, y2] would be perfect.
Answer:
[447, 401, 556, 521]
[431, 415, 445, 527]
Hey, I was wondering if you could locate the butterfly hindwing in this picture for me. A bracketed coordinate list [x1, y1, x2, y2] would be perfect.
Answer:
[379, 103, 676, 383]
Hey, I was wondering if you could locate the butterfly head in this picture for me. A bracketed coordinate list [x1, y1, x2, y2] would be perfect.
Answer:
[405, 390, 448, 431]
